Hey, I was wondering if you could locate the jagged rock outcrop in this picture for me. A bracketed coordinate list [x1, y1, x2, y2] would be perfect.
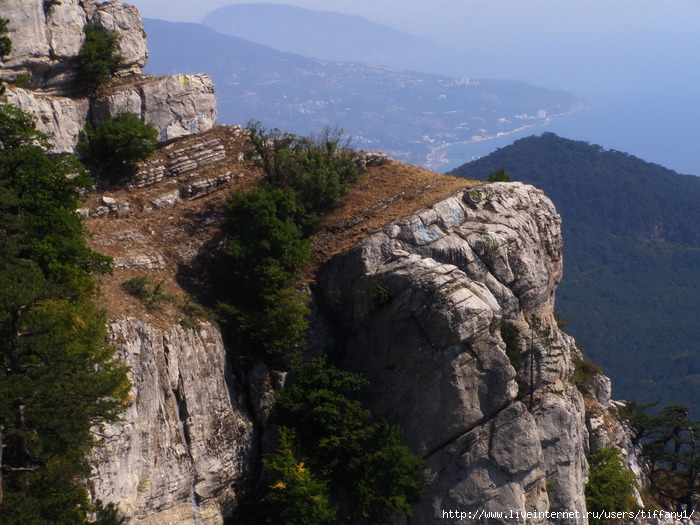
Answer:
[90, 319, 256, 525]
[354, 150, 391, 172]
[4, 87, 89, 151]
[315, 182, 591, 523]
[89, 0, 148, 75]
[91, 73, 217, 143]
[0, 0, 146, 91]
[0, 0, 216, 153]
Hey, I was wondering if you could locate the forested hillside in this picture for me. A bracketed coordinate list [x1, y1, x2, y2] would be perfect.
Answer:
[450, 132, 700, 412]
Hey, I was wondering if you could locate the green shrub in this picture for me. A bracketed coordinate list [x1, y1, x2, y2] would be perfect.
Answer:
[261, 427, 338, 525]
[585, 447, 638, 523]
[122, 276, 173, 310]
[0, 18, 10, 58]
[77, 24, 122, 89]
[500, 321, 522, 371]
[571, 356, 602, 392]
[499, 320, 529, 397]
[620, 402, 700, 503]
[222, 186, 312, 299]
[370, 273, 391, 308]
[0, 18, 11, 95]
[487, 167, 511, 182]
[246, 121, 359, 216]
[479, 232, 500, 266]
[219, 124, 360, 364]
[219, 185, 312, 364]
[13, 72, 32, 89]
[78, 113, 158, 179]
[182, 294, 217, 323]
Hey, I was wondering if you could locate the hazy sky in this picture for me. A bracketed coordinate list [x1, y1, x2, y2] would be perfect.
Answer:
[129, 1, 444, 28]
[129, 0, 700, 88]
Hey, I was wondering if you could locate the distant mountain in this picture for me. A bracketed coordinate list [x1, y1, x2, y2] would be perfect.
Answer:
[201, 3, 439, 67]
[143, 18, 586, 169]
[450, 132, 700, 412]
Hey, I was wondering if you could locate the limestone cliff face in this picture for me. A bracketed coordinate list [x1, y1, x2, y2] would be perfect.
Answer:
[90, 319, 256, 525]
[83, 175, 646, 524]
[0, 0, 216, 153]
[315, 183, 593, 523]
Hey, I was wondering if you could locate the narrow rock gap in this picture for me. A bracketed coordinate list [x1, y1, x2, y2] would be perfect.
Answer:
[172, 382, 192, 448]
[422, 399, 518, 461]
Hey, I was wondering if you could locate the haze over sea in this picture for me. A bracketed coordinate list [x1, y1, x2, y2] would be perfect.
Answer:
[131, 0, 700, 176]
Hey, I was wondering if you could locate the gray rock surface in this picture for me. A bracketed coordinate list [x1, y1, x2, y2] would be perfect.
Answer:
[131, 133, 232, 188]
[92, 74, 217, 143]
[4, 87, 89, 153]
[315, 182, 591, 523]
[0, 0, 146, 92]
[90, 319, 256, 525]
[90, 1, 148, 75]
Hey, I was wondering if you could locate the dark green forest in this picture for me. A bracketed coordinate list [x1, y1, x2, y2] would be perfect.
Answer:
[450, 132, 700, 413]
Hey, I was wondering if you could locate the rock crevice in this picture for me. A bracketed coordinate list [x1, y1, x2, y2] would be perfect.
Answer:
[90, 319, 256, 524]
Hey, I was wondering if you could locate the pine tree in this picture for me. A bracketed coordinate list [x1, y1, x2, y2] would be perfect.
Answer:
[0, 104, 130, 524]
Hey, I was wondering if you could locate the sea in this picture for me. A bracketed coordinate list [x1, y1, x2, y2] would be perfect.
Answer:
[436, 72, 700, 177]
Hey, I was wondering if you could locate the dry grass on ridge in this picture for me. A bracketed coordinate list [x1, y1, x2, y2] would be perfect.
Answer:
[309, 160, 480, 273]
[83, 126, 480, 322]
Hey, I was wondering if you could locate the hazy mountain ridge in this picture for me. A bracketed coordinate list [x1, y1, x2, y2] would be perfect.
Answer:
[450, 132, 700, 412]
[143, 18, 586, 170]
[201, 3, 440, 66]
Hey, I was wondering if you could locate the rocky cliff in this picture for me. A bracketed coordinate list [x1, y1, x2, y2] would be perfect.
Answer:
[83, 167, 646, 523]
[90, 319, 255, 525]
[0, 2, 651, 524]
[315, 183, 592, 522]
[0, 0, 216, 153]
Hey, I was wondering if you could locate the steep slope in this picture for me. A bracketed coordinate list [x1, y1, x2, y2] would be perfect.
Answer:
[78, 114, 640, 522]
[314, 182, 595, 521]
[449, 132, 700, 412]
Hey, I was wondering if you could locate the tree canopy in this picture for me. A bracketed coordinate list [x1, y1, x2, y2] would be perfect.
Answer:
[621, 402, 700, 506]
[239, 358, 426, 523]
[0, 103, 130, 524]
[78, 112, 158, 180]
